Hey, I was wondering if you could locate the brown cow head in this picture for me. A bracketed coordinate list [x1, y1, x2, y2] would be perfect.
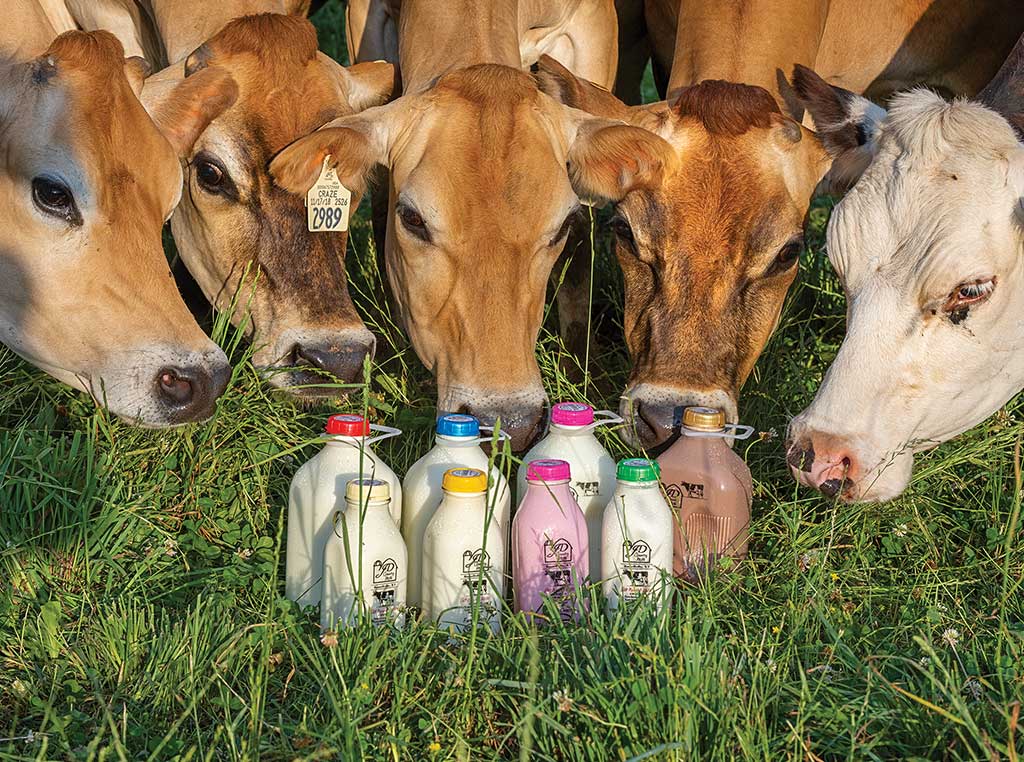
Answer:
[535, 57, 831, 447]
[272, 64, 674, 450]
[0, 31, 236, 425]
[142, 14, 394, 396]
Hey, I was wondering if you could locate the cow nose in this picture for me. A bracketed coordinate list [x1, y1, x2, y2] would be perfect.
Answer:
[461, 402, 545, 453]
[294, 341, 373, 383]
[156, 362, 230, 423]
[786, 434, 858, 499]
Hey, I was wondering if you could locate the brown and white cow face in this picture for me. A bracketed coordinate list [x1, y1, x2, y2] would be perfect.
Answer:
[787, 74, 1024, 502]
[142, 14, 394, 396]
[0, 31, 236, 426]
[535, 59, 830, 447]
[272, 64, 674, 450]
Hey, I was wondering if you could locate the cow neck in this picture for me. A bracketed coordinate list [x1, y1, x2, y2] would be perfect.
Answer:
[667, 0, 829, 99]
[398, 0, 521, 93]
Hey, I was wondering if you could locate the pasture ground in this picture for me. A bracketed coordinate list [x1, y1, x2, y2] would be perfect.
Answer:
[2, 3, 1023, 759]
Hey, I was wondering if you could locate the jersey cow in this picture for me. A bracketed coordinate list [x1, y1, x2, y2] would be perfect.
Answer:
[542, 0, 1022, 449]
[785, 35, 1024, 502]
[0, 18, 236, 425]
[274, 0, 671, 450]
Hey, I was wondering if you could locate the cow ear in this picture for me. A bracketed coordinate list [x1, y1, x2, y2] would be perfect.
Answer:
[1009, 148, 1024, 227]
[534, 55, 674, 138]
[141, 64, 238, 157]
[566, 117, 676, 204]
[789, 64, 886, 186]
[124, 56, 151, 97]
[270, 109, 390, 197]
[331, 58, 396, 112]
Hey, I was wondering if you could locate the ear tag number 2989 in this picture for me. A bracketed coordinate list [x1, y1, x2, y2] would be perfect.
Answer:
[306, 154, 352, 233]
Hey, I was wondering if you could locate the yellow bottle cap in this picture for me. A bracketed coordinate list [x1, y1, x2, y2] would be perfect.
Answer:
[344, 478, 390, 502]
[442, 467, 487, 493]
[683, 406, 726, 432]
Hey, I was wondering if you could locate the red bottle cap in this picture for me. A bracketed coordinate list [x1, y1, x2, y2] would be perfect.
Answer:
[526, 459, 571, 482]
[550, 402, 594, 427]
[325, 414, 371, 436]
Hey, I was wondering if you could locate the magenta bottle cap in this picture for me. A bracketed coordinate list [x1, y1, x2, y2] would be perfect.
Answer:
[526, 459, 571, 482]
[550, 402, 594, 427]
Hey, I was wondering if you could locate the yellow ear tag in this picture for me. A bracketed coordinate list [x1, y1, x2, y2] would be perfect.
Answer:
[306, 154, 352, 233]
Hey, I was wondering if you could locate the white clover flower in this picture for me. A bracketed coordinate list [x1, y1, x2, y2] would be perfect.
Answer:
[894, 523, 908, 537]
[942, 628, 960, 648]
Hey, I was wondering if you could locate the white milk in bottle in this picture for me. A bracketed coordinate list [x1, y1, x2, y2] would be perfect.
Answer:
[402, 414, 510, 610]
[516, 402, 620, 579]
[601, 459, 674, 616]
[321, 479, 407, 630]
[286, 414, 402, 607]
[422, 468, 505, 634]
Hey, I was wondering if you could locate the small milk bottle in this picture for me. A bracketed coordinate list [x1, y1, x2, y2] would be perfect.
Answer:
[321, 478, 407, 631]
[422, 468, 505, 634]
[286, 414, 402, 607]
[512, 459, 589, 625]
[656, 407, 753, 582]
[601, 459, 674, 616]
[402, 414, 511, 610]
[516, 402, 620, 579]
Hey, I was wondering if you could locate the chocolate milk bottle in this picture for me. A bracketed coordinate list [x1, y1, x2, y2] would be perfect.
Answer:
[656, 407, 753, 581]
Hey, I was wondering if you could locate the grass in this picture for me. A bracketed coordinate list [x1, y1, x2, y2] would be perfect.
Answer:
[2, 4, 1023, 760]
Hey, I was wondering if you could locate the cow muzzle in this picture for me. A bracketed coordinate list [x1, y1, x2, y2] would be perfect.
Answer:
[620, 384, 737, 448]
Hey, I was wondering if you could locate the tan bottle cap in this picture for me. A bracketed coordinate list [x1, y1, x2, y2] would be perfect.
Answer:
[345, 478, 390, 502]
[683, 406, 726, 431]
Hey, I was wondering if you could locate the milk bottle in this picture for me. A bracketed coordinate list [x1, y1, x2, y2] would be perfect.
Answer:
[321, 479, 407, 630]
[516, 402, 620, 578]
[286, 414, 402, 607]
[402, 414, 511, 610]
[601, 459, 674, 615]
[512, 459, 589, 625]
[656, 407, 753, 582]
[422, 468, 505, 634]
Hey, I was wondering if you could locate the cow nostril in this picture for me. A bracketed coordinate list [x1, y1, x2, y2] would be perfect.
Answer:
[157, 368, 194, 406]
[293, 342, 370, 383]
[819, 478, 843, 498]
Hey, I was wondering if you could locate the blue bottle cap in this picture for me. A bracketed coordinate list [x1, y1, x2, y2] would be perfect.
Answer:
[436, 413, 480, 438]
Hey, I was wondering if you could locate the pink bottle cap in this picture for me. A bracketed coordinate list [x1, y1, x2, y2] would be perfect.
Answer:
[526, 459, 571, 482]
[550, 402, 594, 427]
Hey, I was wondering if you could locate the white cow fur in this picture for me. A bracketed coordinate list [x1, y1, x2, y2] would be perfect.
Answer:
[790, 89, 1024, 501]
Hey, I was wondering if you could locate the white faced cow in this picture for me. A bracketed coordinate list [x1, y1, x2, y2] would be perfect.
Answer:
[786, 43, 1024, 501]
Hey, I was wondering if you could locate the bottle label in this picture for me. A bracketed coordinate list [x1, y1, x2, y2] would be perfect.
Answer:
[371, 557, 399, 625]
[543, 538, 577, 623]
[665, 479, 705, 510]
[620, 539, 652, 602]
[452, 548, 497, 630]
[572, 480, 601, 500]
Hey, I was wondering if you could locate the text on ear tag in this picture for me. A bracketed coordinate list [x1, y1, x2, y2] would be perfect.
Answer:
[307, 154, 352, 233]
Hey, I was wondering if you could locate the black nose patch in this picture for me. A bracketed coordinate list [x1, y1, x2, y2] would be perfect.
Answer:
[786, 442, 815, 473]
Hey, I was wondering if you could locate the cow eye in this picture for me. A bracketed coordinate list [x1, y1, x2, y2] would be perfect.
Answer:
[549, 206, 582, 248]
[195, 158, 226, 193]
[944, 278, 995, 315]
[32, 176, 81, 225]
[610, 214, 635, 249]
[397, 202, 430, 242]
[765, 239, 803, 277]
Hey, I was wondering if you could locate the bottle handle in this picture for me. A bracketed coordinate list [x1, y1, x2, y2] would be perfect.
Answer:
[478, 425, 512, 445]
[682, 424, 754, 440]
[581, 409, 624, 433]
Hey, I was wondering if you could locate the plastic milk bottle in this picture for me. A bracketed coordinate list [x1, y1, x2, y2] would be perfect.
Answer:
[321, 478, 407, 630]
[516, 402, 620, 579]
[601, 459, 674, 615]
[286, 414, 402, 607]
[656, 407, 753, 582]
[421, 468, 506, 634]
[402, 414, 511, 610]
[512, 459, 589, 625]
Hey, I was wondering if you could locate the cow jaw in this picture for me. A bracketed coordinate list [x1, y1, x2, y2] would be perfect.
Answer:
[788, 91, 1024, 502]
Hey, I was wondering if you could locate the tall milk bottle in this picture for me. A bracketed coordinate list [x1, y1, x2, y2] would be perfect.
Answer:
[422, 468, 506, 634]
[516, 402, 620, 579]
[286, 414, 402, 607]
[656, 407, 753, 582]
[601, 459, 674, 616]
[402, 414, 511, 610]
[321, 479, 407, 630]
[512, 459, 589, 625]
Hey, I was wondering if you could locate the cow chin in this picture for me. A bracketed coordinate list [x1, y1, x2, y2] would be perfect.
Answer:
[619, 383, 738, 449]
[254, 327, 377, 397]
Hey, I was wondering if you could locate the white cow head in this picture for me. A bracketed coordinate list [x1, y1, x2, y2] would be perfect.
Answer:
[785, 67, 1024, 502]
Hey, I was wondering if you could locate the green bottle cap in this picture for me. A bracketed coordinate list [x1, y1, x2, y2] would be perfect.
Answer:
[616, 458, 661, 483]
